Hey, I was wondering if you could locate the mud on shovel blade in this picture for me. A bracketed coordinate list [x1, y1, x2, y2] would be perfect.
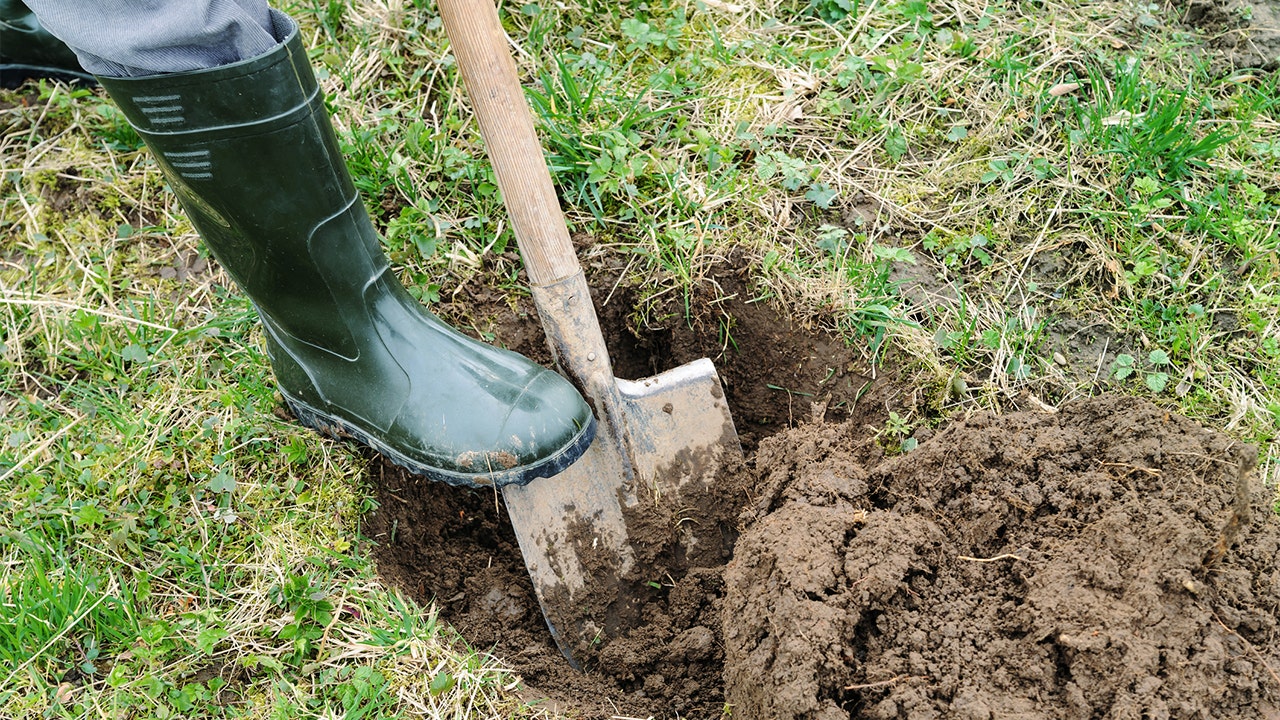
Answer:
[435, 0, 742, 668]
[503, 272, 740, 665]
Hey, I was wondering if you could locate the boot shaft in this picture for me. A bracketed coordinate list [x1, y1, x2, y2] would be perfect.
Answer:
[92, 11, 597, 486]
[0, 0, 95, 86]
[98, 11, 377, 358]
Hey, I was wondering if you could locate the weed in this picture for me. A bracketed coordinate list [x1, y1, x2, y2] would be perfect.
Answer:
[1111, 350, 1174, 393]
[878, 411, 918, 453]
[1070, 58, 1235, 182]
[807, 0, 861, 23]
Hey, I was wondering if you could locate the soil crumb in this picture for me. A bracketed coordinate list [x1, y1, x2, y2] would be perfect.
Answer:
[724, 396, 1279, 719]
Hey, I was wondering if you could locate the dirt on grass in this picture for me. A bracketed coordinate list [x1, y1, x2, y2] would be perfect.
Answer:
[363, 256, 1279, 718]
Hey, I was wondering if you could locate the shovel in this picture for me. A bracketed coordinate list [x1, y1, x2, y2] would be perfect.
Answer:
[436, 0, 742, 667]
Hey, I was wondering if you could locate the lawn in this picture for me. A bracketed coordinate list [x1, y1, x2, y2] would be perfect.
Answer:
[1, 0, 1276, 717]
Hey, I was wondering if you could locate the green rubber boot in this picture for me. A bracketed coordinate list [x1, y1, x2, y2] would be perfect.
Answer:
[0, 0, 95, 88]
[96, 13, 595, 487]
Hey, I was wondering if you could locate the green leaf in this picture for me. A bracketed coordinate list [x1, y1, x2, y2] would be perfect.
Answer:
[1132, 176, 1160, 195]
[1006, 355, 1030, 380]
[1145, 372, 1169, 393]
[121, 343, 149, 363]
[1148, 349, 1170, 366]
[77, 503, 106, 527]
[884, 130, 907, 160]
[620, 18, 667, 50]
[429, 671, 455, 697]
[1112, 354, 1135, 380]
[873, 246, 917, 264]
[753, 152, 780, 180]
[805, 183, 838, 208]
[815, 224, 849, 255]
[413, 234, 437, 259]
[283, 437, 308, 465]
[945, 125, 968, 142]
[619, 17, 646, 38]
[208, 470, 236, 494]
[195, 626, 228, 655]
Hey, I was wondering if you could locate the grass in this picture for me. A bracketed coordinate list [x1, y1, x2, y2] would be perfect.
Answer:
[2, 0, 1277, 716]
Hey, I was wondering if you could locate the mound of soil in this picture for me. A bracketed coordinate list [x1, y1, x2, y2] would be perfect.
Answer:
[363, 258, 1279, 718]
[725, 396, 1279, 719]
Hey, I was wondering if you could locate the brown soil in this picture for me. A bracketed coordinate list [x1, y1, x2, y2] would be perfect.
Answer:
[1181, 0, 1280, 71]
[438, 250, 895, 450]
[367, 255, 898, 717]
[725, 397, 1278, 719]
[364, 255, 1280, 718]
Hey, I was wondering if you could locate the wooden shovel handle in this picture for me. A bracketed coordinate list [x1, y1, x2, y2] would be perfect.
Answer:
[436, 0, 580, 287]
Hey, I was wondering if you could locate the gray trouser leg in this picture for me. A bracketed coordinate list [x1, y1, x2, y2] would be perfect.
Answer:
[21, 0, 279, 77]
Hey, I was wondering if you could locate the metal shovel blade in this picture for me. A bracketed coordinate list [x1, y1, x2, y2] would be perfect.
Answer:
[503, 356, 739, 667]
[496, 271, 741, 667]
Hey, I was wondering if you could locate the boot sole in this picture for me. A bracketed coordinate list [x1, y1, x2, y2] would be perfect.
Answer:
[281, 390, 597, 488]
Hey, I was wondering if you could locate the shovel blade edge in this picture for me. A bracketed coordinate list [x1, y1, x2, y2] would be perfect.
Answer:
[616, 357, 741, 489]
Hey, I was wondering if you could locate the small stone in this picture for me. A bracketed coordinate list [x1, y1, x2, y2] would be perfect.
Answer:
[675, 626, 715, 660]
[1053, 351, 1068, 366]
